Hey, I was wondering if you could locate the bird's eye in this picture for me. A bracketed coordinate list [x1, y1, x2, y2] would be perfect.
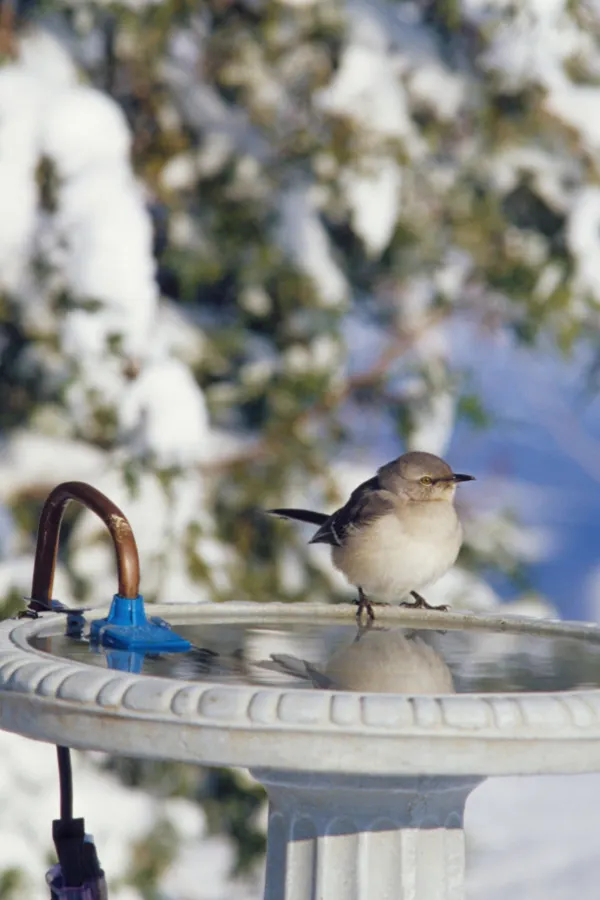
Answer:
[420, 476, 433, 485]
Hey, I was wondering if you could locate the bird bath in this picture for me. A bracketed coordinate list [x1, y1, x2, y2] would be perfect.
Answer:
[2, 483, 600, 900]
[4, 605, 600, 899]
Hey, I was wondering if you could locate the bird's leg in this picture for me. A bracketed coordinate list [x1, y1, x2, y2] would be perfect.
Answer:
[354, 587, 375, 623]
[355, 615, 374, 640]
[400, 591, 449, 612]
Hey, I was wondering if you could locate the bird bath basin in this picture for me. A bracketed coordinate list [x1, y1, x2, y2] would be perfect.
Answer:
[2, 481, 600, 900]
[4, 604, 600, 899]
[28, 606, 600, 695]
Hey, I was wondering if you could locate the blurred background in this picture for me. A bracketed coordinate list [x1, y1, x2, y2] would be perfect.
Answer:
[2, 0, 600, 897]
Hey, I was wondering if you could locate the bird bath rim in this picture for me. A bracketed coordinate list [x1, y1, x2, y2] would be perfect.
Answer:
[2, 601, 600, 776]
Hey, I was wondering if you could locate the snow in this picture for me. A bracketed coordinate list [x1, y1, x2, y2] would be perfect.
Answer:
[278, 185, 348, 307]
[546, 84, 600, 155]
[0, 730, 248, 900]
[314, 3, 419, 257]
[566, 187, 600, 303]
[469, 0, 600, 173]
[282, 335, 341, 377]
[275, 0, 318, 7]
[318, 41, 413, 141]
[0, 26, 227, 627]
[0, 432, 107, 497]
[406, 63, 466, 122]
[1, 717, 600, 900]
[488, 146, 574, 214]
[479, 8, 576, 92]
[464, 505, 554, 564]
[0, 68, 43, 293]
[467, 774, 600, 899]
[405, 381, 456, 457]
[0, 24, 77, 203]
[164, 30, 268, 163]
[160, 152, 198, 192]
[47, 98, 158, 361]
[312, 0, 437, 257]
[0, 505, 15, 559]
[67, 468, 220, 605]
[342, 159, 402, 258]
[0, 556, 74, 608]
[2, 31, 163, 389]
[423, 566, 501, 612]
[42, 87, 131, 178]
[153, 299, 207, 367]
[395, 278, 456, 456]
[18, 27, 78, 87]
[117, 359, 212, 467]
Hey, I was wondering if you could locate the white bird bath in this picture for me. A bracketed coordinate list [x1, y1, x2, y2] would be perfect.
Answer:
[2, 482, 600, 899]
[3, 604, 600, 900]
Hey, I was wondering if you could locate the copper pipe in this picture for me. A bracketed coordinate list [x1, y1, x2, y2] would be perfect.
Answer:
[0, 1, 16, 59]
[30, 481, 140, 609]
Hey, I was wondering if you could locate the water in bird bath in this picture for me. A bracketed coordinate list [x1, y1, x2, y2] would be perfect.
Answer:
[29, 613, 600, 695]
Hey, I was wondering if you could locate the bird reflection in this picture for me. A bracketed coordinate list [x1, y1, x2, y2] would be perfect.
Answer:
[258, 626, 455, 694]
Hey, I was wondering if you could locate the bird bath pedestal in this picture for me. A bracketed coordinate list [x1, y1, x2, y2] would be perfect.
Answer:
[2, 603, 600, 900]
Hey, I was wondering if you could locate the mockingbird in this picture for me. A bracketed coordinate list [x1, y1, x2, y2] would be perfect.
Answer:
[268, 450, 474, 620]
[262, 627, 455, 693]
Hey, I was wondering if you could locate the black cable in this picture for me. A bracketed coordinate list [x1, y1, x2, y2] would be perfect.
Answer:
[56, 746, 73, 821]
[53, 746, 87, 888]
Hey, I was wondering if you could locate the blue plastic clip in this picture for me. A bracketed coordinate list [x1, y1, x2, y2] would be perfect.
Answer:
[89, 595, 191, 653]
[105, 648, 147, 673]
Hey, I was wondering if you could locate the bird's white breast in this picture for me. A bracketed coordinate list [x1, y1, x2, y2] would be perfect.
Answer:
[331, 501, 463, 601]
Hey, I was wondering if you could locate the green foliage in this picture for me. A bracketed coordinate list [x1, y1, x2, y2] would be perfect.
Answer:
[102, 757, 265, 873]
[0, 866, 25, 900]
[124, 817, 179, 899]
[456, 393, 490, 431]
[5, 0, 600, 604]
[0, 588, 27, 621]
[202, 769, 266, 874]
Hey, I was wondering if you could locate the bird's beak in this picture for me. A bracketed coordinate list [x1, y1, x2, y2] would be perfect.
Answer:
[451, 473, 475, 483]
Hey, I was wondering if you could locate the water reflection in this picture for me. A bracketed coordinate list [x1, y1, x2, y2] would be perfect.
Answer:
[259, 627, 455, 693]
[30, 616, 600, 695]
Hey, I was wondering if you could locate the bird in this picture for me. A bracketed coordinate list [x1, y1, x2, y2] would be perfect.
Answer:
[260, 627, 455, 694]
[267, 451, 475, 621]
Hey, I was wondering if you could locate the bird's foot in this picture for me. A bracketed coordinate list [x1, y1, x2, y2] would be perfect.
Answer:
[354, 587, 376, 623]
[400, 591, 449, 612]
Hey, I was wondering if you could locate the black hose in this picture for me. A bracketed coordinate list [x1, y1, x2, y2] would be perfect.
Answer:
[56, 746, 73, 821]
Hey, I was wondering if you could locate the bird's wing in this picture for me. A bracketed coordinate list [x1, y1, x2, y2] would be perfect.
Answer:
[309, 477, 396, 546]
[264, 653, 334, 688]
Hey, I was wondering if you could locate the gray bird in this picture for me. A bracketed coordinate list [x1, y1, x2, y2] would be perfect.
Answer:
[262, 627, 455, 694]
[268, 451, 475, 621]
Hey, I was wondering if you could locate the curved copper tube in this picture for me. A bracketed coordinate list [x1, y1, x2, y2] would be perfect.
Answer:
[30, 481, 140, 609]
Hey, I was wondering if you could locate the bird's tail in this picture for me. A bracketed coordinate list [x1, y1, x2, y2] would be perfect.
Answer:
[267, 508, 328, 526]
